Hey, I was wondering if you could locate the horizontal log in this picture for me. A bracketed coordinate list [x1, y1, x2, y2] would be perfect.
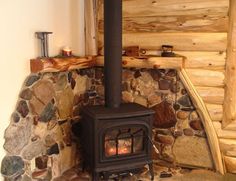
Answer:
[185, 69, 225, 87]
[223, 121, 236, 131]
[224, 156, 236, 173]
[95, 56, 184, 69]
[196, 86, 224, 104]
[205, 104, 223, 121]
[98, 0, 229, 18]
[99, 49, 226, 70]
[213, 122, 236, 139]
[219, 139, 236, 157]
[98, 33, 227, 51]
[98, 14, 228, 33]
[30, 57, 95, 73]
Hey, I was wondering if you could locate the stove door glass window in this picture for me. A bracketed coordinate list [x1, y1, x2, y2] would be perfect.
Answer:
[104, 127, 144, 157]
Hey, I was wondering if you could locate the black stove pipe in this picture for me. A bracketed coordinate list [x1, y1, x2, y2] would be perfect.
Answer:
[104, 0, 122, 108]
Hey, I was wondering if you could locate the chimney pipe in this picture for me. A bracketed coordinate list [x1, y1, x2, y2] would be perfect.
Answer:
[104, 0, 122, 108]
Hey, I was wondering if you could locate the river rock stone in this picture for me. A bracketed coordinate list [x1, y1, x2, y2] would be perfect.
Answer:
[173, 136, 214, 168]
[149, 69, 162, 81]
[134, 70, 142, 78]
[4, 118, 32, 155]
[148, 94, 162, 107]
[16, 100, 29, 118]
[12, 112, 20, 123]
[56, 87, 74, 119]
[189, 111, 199, 120]
[95, 68, 103, 79]
[25, 75, 40, 86]
[161, 145, 174, 163]
[55, 74, 67, 91]
[170, 82, 180, 93]
[177, 95, 192, 107]
[177, 111, 189, 120]
[39, 102, 56, 122]
[156, 134, 174, 145]
[1, 156, 24, 177]
[73, 75, 89, 95]
[47, 143, 60, 155]
[183, 128, 194, 136]
[20, 88, 33, 100]
[134, 96, 147, 107]
[158, 79, 172, 90]
[152, 101, 177, 128]
[122, 91, 134, 103]
[122, 69, 133, 80]
[29, 96, 45, 115]
[32, 80, 55, 105]
[35, 155, 48, 169]
[190, 119, 204, 131]
[21, 139, 46, 160]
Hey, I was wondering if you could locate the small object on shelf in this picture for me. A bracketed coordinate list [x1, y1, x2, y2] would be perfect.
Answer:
[62, 46, 72, 57]
[161, 45, 175, 57]
[124, 46, 140, 56]
[35, 32, 53, 58]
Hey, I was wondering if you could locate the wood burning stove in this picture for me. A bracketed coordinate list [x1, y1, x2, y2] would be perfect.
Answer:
[80, 104, 154, 180]
[80, 0, 155, 180]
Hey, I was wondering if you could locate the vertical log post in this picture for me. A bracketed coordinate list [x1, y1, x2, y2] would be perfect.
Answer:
[85, 0, 97, 55]
[223, 0, 236, 128]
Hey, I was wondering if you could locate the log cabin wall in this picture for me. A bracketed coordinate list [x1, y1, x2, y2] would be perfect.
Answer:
[95, 0, 236, 174]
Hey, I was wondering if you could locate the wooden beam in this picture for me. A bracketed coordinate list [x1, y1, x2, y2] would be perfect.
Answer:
[224, 156, 236, 173]
[205, 104, 223, 122]
[196, 86, 224, 105]
[95, 56, 184, 69]
[178, 69, 224, 174]
[213, 122, 236, 139]
[98, 33, 227, 51]
[98, 0, 229, 18]
[85, 0, 97, 55]
[98, 14, 228, 33]
[30, 57, 95, 73]
[99, 49, 226, 70]
[185, 69, 225, 87]
[223, 0, 236, 128]
[220, 139, 236, 157]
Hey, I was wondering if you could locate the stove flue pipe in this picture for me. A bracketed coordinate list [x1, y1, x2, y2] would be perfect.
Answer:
[104, 0, 122, 108]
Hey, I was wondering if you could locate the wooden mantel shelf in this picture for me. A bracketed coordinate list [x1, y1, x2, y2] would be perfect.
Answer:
[30, 55, 185, 73]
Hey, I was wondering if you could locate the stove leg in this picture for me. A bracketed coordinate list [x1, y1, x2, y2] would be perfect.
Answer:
[148, 163, 154, 180]
[92, 171, 99, 181]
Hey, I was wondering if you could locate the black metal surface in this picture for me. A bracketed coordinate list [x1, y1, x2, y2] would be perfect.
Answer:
[80, 103, 154, 180]
[104, 0, 122, 108]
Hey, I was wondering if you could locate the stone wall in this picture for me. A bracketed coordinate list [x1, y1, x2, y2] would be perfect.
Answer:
[1, 67, 214, 181]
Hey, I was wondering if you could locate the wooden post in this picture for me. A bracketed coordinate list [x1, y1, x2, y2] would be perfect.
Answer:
[223, 0, 236, 128]
[85, 0, 97, 55]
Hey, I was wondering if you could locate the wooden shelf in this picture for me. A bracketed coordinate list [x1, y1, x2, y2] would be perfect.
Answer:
[30, 56, 184, 73]
[30, 56, 95, 73]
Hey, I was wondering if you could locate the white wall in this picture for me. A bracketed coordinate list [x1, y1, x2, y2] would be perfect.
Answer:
[0, 0, 84, 177]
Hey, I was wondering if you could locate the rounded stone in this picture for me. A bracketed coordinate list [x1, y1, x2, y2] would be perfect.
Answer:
[12, 112, 20, 123]
[20, 88, 33, 100]
[183, 128, 194, 136]
[1, 156, 24, 177]
[16, 100, 29, 118]
[158, 79, 172, 90]
[173, 104, 180, 111]
[134, 70, 141, 78]
[122, 91, 134, 103]
[190, 119, 204, 131]
[35, 155, 48, 169]
[177, 95, 192, 107]
[189, 111, 199, 120]
[25, 75, 40, 86]
[156, 134, 174, 145]
[177, 111, 189, 120]
[181, 89, 187, 95]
